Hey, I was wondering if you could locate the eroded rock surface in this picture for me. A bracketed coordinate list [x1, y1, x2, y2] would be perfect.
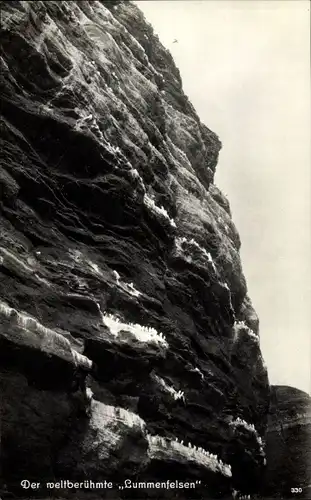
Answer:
[1, 1, 271, 499]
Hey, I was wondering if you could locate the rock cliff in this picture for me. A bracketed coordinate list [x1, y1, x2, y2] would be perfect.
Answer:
[0, 1, 274, 499]
[264, 386, 311, 499]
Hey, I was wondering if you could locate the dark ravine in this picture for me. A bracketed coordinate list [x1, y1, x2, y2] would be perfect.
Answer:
[0, 1, 308, 499]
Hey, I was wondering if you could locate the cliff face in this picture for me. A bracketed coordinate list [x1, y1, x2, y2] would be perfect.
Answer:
[263, 386, 311, 499]
[0, 1, 270, 499]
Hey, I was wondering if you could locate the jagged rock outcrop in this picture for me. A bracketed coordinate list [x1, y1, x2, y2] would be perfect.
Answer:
[0, 1, 271, 499]
[263, 386, 311, 499]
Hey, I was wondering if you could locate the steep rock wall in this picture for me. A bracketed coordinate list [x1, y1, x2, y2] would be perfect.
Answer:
[263, 386, 311, 499]
[0, 1, 270, 499]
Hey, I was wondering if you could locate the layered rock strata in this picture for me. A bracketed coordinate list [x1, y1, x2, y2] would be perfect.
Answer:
[1, 1, 271, 498]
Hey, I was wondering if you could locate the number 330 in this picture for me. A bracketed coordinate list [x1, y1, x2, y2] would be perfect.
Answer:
[291, 488, 302, 493]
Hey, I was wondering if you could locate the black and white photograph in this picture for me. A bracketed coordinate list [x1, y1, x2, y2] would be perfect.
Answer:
[0, 0, 310, 499]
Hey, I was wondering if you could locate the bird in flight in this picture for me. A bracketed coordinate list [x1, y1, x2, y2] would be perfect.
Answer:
[173, 39, 178, 44]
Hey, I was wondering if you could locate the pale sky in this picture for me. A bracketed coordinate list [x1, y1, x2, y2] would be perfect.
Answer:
[136, 0, 311, 394]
